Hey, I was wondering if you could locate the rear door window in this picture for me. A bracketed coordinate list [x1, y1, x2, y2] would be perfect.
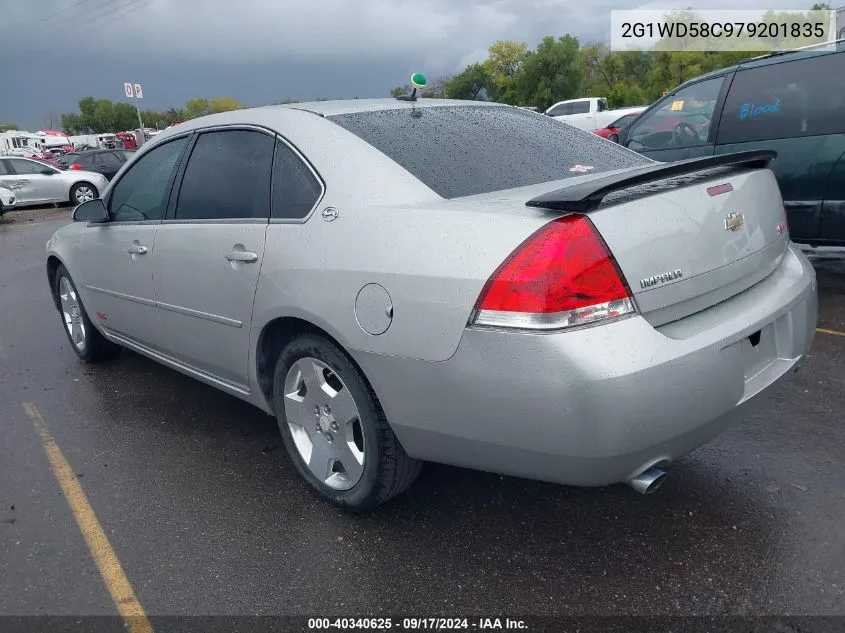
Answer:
[717, 53, 845, 144]
[570, 101, 591, 114]
[328, 105, 650, 199]
[174, 129, 274, 221]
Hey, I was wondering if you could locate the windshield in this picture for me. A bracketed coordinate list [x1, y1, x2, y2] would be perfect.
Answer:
[328, 105, 650, 199]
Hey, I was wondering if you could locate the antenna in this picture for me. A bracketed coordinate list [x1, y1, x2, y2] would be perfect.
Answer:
[396, 73, 427, 102]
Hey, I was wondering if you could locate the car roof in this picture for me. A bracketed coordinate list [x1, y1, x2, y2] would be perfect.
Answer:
[671, 47, 843, 92]
[154, 98, 512, 136]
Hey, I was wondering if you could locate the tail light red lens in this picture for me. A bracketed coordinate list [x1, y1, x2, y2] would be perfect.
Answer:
[471, 214, 635, 330]
[69, 163, 82, 170]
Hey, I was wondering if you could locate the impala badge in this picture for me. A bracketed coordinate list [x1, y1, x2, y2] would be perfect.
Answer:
[640, 269, 683, 289]
[724, 212, 745, 232]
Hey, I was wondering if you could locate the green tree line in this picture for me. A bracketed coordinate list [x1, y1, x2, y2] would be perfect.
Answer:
[393, 5, 833, 111]
[59, 96, 247, 134]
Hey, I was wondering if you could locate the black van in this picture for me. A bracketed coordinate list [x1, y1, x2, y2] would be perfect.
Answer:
[617, 45, 845, 246]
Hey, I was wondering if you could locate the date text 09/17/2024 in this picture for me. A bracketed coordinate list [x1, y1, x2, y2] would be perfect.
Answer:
[307, 618, 528, 630]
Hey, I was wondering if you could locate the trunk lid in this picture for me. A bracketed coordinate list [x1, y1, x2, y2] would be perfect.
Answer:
[586, 167, 789, 326]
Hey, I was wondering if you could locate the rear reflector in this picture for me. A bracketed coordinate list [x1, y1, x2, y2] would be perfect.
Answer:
[471, 214, 635, 331]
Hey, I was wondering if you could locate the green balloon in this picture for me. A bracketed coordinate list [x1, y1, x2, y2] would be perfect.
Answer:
[411, 73, 427, 89]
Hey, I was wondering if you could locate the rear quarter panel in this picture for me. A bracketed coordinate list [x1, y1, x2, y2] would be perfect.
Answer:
[254, 200, 549, 363]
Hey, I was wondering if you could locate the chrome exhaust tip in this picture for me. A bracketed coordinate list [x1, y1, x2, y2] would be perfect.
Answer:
[627, 466, 667, 495]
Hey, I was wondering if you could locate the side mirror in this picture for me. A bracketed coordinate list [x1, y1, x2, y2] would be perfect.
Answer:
[73, 199, 108, 223]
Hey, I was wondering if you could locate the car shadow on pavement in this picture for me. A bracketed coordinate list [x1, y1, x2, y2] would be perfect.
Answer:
[69, 348, 782, 615]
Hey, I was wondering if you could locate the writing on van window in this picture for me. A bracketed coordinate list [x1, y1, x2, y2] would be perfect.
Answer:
[739, 100, 780, 120]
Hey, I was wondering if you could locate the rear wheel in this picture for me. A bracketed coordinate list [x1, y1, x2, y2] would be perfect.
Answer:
[54, 265, 121, 362]
[273, 333, 422, 512]
[70, 182, 98, 205]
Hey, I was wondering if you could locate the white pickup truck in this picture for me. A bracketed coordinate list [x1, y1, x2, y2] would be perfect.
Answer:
[545, 97, 647, 131]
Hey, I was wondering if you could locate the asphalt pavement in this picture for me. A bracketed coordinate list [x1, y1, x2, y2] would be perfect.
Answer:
[1, 212, 843, 621]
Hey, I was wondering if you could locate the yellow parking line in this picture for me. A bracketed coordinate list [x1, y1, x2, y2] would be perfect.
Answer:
[22, 403, 153, 633]
[817, 327, 845, 337]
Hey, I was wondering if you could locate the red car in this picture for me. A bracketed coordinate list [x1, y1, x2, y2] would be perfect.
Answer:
[593, 111, 642, 142]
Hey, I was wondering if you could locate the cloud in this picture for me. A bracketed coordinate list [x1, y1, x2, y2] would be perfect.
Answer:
[0, 0, 820, 129]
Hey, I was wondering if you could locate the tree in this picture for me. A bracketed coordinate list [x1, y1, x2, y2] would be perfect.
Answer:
[208, 97, 244, 114]
[517, 35, 583, 110]
[0, 123, 17, 132]
[483, 40, 529, 102]
[60, 114, 85, 134]
[184, 97, 211, 119]
[42, 112, 60, 130]
[443, 63, 491, 100]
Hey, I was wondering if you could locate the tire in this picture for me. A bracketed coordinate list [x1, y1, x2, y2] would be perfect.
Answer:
[608, 133, 619, 143]
[54, 265, 121, 362]
[69, 182, 98, 205]
[273, 333, 422, 512]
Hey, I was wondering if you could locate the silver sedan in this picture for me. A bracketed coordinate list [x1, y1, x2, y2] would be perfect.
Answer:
[0, 157, 108, 207]
[0, 185, 15, 213]
[45, 99, 817, 512]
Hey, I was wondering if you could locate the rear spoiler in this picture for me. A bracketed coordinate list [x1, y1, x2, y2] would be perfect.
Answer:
[526, 150, 777, 213]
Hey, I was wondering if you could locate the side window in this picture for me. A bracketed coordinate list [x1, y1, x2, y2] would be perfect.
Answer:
[109, 136, 189, 222]
[627, 76, 726, 150]
[548, 103, 571, 117]
[174, 130, 274, 221]
[95, 152, 122, 166]
[0, 161, 10, 175]
[597, 99, 608, 112]
[570, 101, 591, 114]
[8, 159, 47, 175]
[717, 54, 845, 145]
[271, 140, 323, 220]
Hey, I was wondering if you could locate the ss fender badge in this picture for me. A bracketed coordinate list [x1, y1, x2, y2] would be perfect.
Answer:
[321, 207, 339, 222]
[640, 269, 683, 289]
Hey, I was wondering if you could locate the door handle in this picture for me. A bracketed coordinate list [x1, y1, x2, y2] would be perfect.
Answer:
[127, 244, 148, 255]
[225, 250, 258, 263]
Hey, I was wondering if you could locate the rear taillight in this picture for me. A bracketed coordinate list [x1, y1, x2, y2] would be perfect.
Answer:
[69, 163, 82, 170]
[471, 214, 635, 330]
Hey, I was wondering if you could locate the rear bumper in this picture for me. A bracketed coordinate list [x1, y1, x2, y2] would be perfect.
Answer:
[353, 243, 817, 487]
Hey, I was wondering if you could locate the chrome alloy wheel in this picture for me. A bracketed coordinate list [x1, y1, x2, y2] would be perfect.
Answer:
[74, 185, 95, 203]
[283, 357, 365, 490]
[59, 276, 86, 351]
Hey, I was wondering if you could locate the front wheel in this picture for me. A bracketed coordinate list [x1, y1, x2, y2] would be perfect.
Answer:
[54, 265, 121, 362]
[69, 182, 98, 205]
[273, 333, 422, 512]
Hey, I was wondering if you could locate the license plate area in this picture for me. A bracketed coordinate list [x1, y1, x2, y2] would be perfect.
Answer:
[742, 323, 777, 382]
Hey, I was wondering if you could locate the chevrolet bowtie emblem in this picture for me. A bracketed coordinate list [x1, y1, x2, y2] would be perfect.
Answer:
[724, 212, 745, 232]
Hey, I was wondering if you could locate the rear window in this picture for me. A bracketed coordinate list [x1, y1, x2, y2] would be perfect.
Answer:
[328, 105, 650, 199]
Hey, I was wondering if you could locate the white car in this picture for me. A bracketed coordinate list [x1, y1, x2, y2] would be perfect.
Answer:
[0, 185, 15, 214]
[0, 157, 109, 207]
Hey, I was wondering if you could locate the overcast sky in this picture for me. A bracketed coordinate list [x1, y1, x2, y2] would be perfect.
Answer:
[0, 0, 825, 130]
